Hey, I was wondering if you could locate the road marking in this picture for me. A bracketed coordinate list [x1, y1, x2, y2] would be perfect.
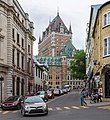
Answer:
[48, 108, 53, 111]
[12, 110, 18, 113]
[98, 106, 110, 110]
[56, 107, 62, 110]
[64, 107, 70, 109]
[71, 106, 80, 109]
[2, 111, 10, 115]
[79, 106, 88, 108]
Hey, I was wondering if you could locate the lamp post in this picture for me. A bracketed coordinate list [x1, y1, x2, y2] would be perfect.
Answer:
[0, 76, 4, 103]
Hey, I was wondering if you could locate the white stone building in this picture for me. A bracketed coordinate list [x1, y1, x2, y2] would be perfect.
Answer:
[33, 57, 48, 92]
[0, 0, 35, 101]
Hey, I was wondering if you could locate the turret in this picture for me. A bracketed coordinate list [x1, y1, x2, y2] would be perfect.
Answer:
[69, 24, 72, 34]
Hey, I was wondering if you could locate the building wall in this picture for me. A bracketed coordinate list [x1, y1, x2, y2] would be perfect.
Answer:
[38, 32, 72, 57]
[34, 63, 48, 92]
[0, 0, 35, 100]
[48, 65, 62, 89]
[89, 2, 110, 98]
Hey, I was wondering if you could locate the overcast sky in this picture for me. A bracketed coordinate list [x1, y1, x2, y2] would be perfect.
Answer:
[18, 0, 108, 55]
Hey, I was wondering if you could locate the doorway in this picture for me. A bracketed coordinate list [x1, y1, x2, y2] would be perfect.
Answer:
[105, 71, 110, 98]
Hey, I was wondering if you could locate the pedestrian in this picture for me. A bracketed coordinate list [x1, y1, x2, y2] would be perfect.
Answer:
[80, 88, 87, 106]
[97, 87, 103, 102]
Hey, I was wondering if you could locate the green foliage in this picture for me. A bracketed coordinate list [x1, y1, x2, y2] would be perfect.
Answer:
[69, 50, 86, 79]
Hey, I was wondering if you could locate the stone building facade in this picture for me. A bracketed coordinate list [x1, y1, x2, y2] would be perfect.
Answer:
[0, 0, 35, 100]
[86, 1, 110, 98]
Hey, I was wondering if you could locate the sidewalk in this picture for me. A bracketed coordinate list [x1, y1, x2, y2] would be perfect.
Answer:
[86, 98, 110, 107]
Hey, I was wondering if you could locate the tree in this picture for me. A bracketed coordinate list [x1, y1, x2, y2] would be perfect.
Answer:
[69, 50, 86, 79]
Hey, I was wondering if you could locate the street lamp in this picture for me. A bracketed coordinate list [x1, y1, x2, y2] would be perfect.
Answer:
[0, 76, 4, 103]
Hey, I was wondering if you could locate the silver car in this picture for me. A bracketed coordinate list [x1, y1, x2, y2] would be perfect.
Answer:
[21, 96, 48, 116]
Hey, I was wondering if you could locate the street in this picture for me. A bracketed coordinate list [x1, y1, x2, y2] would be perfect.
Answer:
[0, 91, 110, 120]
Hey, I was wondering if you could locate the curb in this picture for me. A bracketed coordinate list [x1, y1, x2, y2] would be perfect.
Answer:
[86, 99, 110, 107]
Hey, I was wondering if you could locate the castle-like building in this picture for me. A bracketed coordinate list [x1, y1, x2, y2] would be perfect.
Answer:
[36, 12, 76, 89]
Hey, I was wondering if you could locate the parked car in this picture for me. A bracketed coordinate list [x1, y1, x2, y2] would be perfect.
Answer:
[62, 89, 68, 94]
[21, 96, 48, 116]
[1, 96, 24, 110]
[47, 90, 54, 99]
[60, 89, 64, 95]
[35, 91, 48, 102]
[53, 89, 61, 96]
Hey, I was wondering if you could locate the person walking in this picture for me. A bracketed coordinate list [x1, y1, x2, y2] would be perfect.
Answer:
[97, 87, 103, 102]
[80, 88, 87, 106]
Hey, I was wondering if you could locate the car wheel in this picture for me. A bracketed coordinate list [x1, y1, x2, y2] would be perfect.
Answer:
[21, 109, 25, 116]
[2, 107, 5, 111]
[45, 110, 48, 115]
[17, 104, 21, 110]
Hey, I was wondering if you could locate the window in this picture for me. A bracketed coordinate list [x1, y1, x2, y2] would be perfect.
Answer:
[22, 38, 24, 48]
[17, 52, 20, 67]
[12, 49, 15, 64]
[104, 37, 110, 56]
[17, 13, 19, 18]
[38, 69, 40, 78]
[17, 33, 19, 44]
[28, 45, 30, 53]
[12, 28, 15, 40]
[56, 68, 60, 73]
[56, 75, 59, 79]
[103, 12, 110, 26]
[41, 71, 42, 79]
[21, 55, 24, 70]
[49, 75, 52, 79]
[36, 68, 37, 76]
[28, 58, 31, 73]
[49, 69, 52, 73]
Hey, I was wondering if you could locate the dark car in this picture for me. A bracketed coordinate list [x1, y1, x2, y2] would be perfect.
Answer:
[21, 96, 48, 116]
[35, 91, 48, 102]
[47, 90, 54, 99]
[53, 89, 61, 96]
[1, 96, 23, 110]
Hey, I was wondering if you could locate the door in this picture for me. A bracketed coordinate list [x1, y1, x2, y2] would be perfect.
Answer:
[105, 71, 110, 98]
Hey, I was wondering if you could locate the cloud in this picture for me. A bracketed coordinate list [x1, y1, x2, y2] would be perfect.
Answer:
[18, 0, 108, 55]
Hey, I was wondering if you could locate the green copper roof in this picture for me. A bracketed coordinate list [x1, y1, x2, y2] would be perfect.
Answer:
[59, 40, 76, 58]
[34, 56, 62, 66]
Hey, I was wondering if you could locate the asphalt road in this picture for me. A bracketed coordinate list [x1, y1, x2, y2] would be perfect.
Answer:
[0, 91, 110, 120]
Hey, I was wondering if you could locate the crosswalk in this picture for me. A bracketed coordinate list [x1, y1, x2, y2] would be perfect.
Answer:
[0, 106, 88, 115]
[98, 106, 110, 110]
[0, 105, 110, 115]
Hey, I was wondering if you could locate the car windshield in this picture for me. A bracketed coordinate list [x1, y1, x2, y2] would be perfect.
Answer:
[25, 96, 43, 103]
[5, 96, 19, 102]
[47, 91, 52, 94]
[54, 90, 59, 93]
[40, 91, 45, 95]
